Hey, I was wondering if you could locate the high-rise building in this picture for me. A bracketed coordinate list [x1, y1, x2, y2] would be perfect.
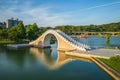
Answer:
[6, 17, 23, 28]
[0, 22, 6, 28]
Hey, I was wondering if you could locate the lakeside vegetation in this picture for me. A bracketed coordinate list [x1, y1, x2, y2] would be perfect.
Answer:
[54, 22, 120, 34]
[99, 56, 120, 74]
[0, 39, 14, 44]
[0, 21, 120, 43]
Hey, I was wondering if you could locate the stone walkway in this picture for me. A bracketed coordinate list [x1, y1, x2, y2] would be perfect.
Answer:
[70, 48, 120, 57]
[88, 49, 120, 57]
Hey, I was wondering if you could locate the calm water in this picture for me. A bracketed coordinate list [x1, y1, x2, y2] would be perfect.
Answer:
[0, 44, 113, 80]
[74, 36, 120, 49]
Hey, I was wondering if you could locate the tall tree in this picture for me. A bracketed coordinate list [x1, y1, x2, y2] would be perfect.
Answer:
[17, 22, 25, 39]
[8, 25, 19, 42]
[26, 23, 39, 40]
[8, 22, 25, 42]
[0, 29, 8, 39]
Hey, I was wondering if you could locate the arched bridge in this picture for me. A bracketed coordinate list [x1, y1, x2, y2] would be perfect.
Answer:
[29, 30, 91, 51]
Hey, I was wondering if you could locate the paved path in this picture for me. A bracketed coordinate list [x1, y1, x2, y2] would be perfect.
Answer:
[88, 49, 120, 57]
[7, 44, 30, 48]
[70, 48, 120, 57]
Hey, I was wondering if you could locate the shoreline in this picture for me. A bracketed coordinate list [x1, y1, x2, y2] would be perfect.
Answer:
[65, 50, 120, 80]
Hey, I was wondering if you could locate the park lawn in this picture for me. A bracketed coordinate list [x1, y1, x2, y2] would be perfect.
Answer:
[99, 57, 120, 74]
[0, 40, 15, 44]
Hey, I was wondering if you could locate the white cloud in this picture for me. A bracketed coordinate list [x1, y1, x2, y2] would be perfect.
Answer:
[0, 0, 120, 27]
[81, 1, 120, 11]
[21, 7, 69, 27]
[22, 6, 69, 27]
[0, 0, 70, 27]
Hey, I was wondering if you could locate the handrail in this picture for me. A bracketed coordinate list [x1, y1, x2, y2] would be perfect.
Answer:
[56, 30, 91, 50]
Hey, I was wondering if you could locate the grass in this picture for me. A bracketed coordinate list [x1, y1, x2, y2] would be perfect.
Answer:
[0, 39, 29, 45]
[0, 40, 15, 44]
[99, 56, 120, 74]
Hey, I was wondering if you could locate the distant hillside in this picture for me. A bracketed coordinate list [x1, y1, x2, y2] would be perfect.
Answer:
[54, 22, 120, 33]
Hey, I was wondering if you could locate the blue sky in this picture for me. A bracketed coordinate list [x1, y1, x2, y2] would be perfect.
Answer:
[0, 0, 120, 27]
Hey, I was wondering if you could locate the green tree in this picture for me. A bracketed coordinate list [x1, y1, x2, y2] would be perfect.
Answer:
[0, 29, 8, 39]
[8, 26, 19, 42]
[8, 22, 25, 42]
[39, 27, 49, 35]
[17, 22, 25, 39]
[105, 35, 110, 46]
[26, 23, 39, 40]
[54, 22, 120, 33]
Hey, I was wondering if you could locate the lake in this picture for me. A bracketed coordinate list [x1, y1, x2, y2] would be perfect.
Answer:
[0, 44, 114, 80]
[74, 36, 120, 49]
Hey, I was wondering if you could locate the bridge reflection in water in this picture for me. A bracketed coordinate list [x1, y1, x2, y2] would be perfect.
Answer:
[30, 47, 92, 70]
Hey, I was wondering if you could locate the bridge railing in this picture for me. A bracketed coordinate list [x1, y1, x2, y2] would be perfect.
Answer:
[56, 30, 91, 50]
[59, 34, 87, 51]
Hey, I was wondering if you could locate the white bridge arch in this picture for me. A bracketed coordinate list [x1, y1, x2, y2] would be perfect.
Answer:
[29, 30, 91, 51]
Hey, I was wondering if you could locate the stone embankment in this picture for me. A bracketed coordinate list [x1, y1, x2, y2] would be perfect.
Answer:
[65, 49, 120, 80]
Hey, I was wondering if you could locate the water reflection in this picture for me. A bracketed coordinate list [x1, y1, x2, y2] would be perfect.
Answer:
[30, 47, 92, 70]
[4, 47, 27, 68]
[0, 46, 113, 80]
[0, 46, 36, 69]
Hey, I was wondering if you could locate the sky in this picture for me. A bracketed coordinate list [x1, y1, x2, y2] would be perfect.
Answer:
[0, 0, 120, 27]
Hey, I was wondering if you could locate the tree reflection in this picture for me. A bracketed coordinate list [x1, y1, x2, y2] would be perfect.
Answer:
[5, 48, 27, 68]
[0, 46, 39, 70]
[105, 35, 110, 46]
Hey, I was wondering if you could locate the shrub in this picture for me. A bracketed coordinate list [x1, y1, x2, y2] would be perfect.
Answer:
[110, 56, 120, 62]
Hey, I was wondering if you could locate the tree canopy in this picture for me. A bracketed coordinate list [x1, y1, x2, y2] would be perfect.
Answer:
[8, 22, 25, 42]
[54, 22, 120, 33]
[0, 21, 120, 42]
[26, 23, 39, 40]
